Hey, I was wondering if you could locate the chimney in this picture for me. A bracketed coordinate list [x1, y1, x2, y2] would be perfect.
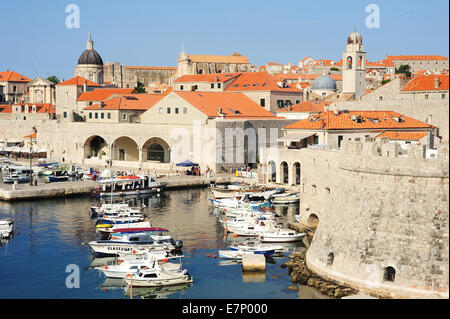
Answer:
[434, 77, 440, 89]
[83, 82, 87, 92]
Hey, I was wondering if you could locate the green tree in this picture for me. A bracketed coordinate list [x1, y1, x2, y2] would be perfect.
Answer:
[47, 75, 60, 84]
[134, 86, 146, 93]
[381, 79, 391, 85]
[395, 65, 411, 78]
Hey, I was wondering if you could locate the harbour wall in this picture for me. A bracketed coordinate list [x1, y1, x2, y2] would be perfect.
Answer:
[296, 141, 449, 298]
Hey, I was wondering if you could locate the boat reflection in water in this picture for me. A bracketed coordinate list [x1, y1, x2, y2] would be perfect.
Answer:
[123, 282, 192, 299]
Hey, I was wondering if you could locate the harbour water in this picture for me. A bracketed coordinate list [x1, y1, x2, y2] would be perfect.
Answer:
[0, 188, 328, 299]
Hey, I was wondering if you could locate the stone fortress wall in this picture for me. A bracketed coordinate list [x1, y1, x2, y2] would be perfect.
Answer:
[298, 140, 449, 298]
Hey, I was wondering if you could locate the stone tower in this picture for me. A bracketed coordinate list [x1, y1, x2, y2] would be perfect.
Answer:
[74, 32, 104, 84]
[176, 43, 191, 78]
[342, 29, 366, 100]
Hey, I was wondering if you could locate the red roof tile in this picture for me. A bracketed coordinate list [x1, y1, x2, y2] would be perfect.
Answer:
[77, 88, 135, 101]
[375, 131, 428, 141]
[57, 76, 101, 87]
[225, 72, 302, 93]
[278, 100, 332, 113]
[0, 71, 31, 82]
[401, 74, 449, 92]
[175, 91, 280, 119]
[84, 94, 164, 111]
[284, 110, 432, 131]
[174, 73, 241, 83]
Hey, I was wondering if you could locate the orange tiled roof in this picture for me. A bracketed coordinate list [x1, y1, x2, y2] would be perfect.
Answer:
[0, 105, 12, 113]
[84, 94, 164, 111]
[175, 91, 280, 119]
[375, 131, 428, 141]
[0, 70, 31, 82]
[57, 76, 101, 87]
[12, 103, 56, 114]
[174, 73, 241, 83]
[187, 54, 249, 64]
[278, 100, 332, 113]
[284, 110, 432, 131]
[312, 59, 335, 66]
[77, 88, 135, 101]
[225, 72, 302, 93]
[386, 55, 448, 61]
[401, 74, 449, 92]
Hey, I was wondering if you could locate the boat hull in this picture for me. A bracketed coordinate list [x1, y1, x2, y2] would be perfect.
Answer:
[259, 233, 305, 242]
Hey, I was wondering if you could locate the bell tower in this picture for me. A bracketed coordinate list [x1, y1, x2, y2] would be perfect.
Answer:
[342, 29, 366, 100]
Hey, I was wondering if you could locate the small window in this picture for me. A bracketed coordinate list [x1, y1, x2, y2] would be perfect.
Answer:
[260, 98, 265, 107]
[180, 85, 184, 90]
[175, 107, 179, 114]
[183, 107, 187, 114]
[159, 107, 163, 114]
[122, 114, 127, 120]
[89, 112, 92, 119]
[107, 113, 111, 119]
[101, 113, 104, 119]
[211, 83, 214, 89]
[327, 253, 334, 266]
[167, 107, 171, 114]
[425, 94, 429, 100]
[217, 83, 221, 89]
[95, 113, 98, 119]
[63, 111, 67, 118]
[442, 94, 446, 99]
[379, 96, 383, 101]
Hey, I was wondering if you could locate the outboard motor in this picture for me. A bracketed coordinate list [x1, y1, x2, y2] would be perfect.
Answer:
[174, 240, 183, 249]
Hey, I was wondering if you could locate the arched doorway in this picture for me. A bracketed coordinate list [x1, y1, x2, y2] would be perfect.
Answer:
[384, 267, 396, 282]
[293, 162, 301, 185]
[142, 137, 170, 163]
[268, 161, 276, 182]
[84, 135, 108, 159]
[112, 136, 139, 161]
[280, 161, 288, 184]
[307, 214, 319, 228]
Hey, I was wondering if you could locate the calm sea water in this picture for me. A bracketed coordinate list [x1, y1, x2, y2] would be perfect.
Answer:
[0, 188, 328, 299]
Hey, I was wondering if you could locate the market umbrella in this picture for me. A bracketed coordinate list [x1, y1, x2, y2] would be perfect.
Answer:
[176, 159, 199, 167]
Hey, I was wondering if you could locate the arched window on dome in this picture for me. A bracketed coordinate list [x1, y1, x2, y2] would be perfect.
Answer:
[346, 56, 353, 70]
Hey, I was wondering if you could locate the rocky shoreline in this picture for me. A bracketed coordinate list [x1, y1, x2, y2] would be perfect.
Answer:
[282, 247, 358, 298]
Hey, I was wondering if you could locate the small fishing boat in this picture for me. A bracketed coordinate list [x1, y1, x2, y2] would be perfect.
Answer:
[258, 229, 306, 242]
[47, 170, 69, 182]
[124, 265, 193, 287]
[226, 218, 279, 237]
[0, 218, 14, 238]
[99, 215, 145, 225]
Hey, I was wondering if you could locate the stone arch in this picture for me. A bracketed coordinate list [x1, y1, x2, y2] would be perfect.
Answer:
[307, 213, 319, 227]
[112, 136, 139, 161]
[346, 56, 353, 70]
[280, 161, 288, 184]
[384, 266, 396, 282]
[84, 135, 108, 159]
[142, 137, 170, 163]
[268, 160, 276, 182]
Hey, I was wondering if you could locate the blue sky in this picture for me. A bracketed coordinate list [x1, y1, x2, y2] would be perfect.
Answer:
[0, 0, 448, 80]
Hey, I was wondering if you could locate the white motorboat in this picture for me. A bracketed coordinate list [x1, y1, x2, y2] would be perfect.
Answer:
[124, 264, 193, 287]
[90, 203, 136, 217]
[99, 215, 145, 225]
[258, 229, 306, 242]
[3, 174, 31, 184]
[0, 218, 14, 238]
[226, 218, 279, 237]
[271, 193, 300, 204]
[96, 221, 152, 239]
[100, 252, 182, 279]
[91, 175, 167, 199]
[87, 231, 183, 256]
[218, 249, 255, 260]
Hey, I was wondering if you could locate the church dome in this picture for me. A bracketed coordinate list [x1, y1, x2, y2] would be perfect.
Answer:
[347, 31, 362, 45]
[311, 75, 337, 91]
[77, 33, 103, 65]
[78, 49, 103, 65]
